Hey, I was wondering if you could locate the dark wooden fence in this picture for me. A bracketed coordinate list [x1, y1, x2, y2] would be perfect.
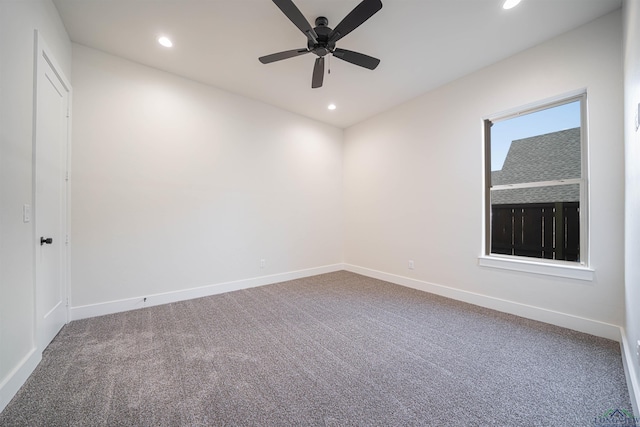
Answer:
[491, 202, 579, 261]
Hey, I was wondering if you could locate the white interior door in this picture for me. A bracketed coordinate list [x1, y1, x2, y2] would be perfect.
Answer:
[34, 32, 71, 350]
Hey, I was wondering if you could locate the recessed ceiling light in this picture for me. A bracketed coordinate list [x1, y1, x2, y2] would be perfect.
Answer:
[503, 0, 521, 9]
[158, 36, 173, 47]
[328, 104, 336, 110]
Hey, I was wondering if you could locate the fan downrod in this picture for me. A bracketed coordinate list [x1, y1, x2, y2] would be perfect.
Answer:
[315, 16, 328, 27]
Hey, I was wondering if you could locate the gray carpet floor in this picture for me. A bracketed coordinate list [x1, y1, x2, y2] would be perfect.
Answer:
[0, 271, 632, 426]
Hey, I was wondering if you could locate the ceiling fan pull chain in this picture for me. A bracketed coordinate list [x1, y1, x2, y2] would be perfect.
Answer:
[328, 54, 331, 74]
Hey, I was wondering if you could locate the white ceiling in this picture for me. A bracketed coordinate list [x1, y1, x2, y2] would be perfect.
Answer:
[53, 0, 621, 128]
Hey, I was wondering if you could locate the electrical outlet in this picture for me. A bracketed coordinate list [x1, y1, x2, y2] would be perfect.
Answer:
[408, 260, 414, 270]
[260, 259, 266, 268]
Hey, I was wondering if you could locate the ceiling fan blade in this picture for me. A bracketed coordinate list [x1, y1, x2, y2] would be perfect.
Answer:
[259, 48, 310, 64]
[312, 57, 324, 88]
[332, 48, 380, 70]
[328, 0, 382, 43]
[272, 0, 318, 43]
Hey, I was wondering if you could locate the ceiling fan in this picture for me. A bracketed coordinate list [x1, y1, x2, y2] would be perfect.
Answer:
[259, 0, 383, 89]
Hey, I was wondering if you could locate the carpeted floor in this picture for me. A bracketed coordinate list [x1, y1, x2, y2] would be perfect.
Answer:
[0, 271, 632, 426]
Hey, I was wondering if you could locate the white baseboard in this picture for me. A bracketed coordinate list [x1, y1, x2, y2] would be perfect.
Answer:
[620, 329, 640, 416]
[343, 264, 621, 341]
[0, 347, 41, 414]
[69, 264, 344, 321]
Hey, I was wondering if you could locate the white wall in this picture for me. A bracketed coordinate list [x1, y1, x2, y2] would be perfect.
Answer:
[70, 44, 344, 311]
[0, 0, 71, 412]
[623, 0, 640, 414]
[0, 1, 632, 416]
[344, 11, 624, 337]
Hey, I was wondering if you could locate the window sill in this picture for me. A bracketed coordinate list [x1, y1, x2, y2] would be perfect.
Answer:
[478, 255, 594, 281]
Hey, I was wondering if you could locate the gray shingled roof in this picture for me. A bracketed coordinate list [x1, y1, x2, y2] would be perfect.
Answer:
[491, 127, 581, 205]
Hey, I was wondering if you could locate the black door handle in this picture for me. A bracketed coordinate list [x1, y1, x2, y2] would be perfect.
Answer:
[40, 237, 53, 245]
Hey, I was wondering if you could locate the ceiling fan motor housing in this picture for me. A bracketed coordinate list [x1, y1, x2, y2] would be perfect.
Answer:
[308, 17, 334, 56]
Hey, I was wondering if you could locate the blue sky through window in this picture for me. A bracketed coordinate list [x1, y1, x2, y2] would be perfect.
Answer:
[491, 100, 581, 171]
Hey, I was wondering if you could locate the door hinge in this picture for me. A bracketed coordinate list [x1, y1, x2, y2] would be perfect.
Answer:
[65, 234, 69, 245]
[65, 171, 69, 181]
[66, 108, 70, 118]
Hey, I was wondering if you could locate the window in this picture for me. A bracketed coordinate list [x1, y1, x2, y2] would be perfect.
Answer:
[484, 93, 587, 265]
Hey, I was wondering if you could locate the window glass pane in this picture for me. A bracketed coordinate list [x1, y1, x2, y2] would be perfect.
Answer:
[491, 184, 580, 261]
[487, 97, 584, 263]
[491, 101, 581, 184]
[490, 198, 580, 262]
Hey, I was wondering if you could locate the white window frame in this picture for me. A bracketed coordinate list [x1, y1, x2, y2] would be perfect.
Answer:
[479, 91, 594, 281]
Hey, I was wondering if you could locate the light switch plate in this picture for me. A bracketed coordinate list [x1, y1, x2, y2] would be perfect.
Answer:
[23, 204, 31, 223]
